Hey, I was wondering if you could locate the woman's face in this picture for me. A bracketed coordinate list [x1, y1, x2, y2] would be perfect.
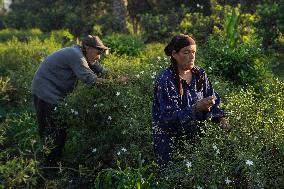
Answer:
[173, 45, 196, 71]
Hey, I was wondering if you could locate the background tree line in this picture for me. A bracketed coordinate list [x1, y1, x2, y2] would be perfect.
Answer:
[0, 0, 283, 48]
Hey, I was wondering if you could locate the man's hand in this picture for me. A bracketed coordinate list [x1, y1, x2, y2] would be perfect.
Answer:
[96, 77, 108, 84]
[195, 96, 216, 112]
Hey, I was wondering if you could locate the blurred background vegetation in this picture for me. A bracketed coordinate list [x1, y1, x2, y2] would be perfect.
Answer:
[0, 0, 284, 188]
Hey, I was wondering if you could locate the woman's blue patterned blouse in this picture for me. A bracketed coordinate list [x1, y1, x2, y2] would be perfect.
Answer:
[152, 66, 224, 165]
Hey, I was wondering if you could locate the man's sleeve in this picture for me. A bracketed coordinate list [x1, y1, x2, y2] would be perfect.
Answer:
[89, 61, 109, 78]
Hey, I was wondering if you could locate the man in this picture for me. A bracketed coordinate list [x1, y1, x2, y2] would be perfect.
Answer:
[32, 35, 110, 167]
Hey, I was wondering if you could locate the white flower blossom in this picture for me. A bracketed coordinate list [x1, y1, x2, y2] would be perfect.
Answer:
[225, 177, 232, 184]
[121, 147, 127, 152]
[196, 186, 203, 189]
[157, 56, 161, 61]
[93, 104, 98, 108]
[246, 160, 254, 166]
[92, 148, 97, 153]
[163, 57, 167, 61]
[140, 71, 144, 74]
[124, 105, 127, 108]
[54, 107, 57, 111]
[136, 74, 140, 78]
[185, 160, 192, 168]
[116, 91, 120, 96]
[213, 144, 218, 150]
[108, 116, 112, 120]
[74, 110, 79, 115]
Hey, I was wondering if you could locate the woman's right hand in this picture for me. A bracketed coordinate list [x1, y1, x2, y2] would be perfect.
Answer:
[195, 96, 216, 112]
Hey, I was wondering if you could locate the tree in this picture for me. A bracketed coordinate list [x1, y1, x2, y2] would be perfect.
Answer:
[112, 0, 128, 33]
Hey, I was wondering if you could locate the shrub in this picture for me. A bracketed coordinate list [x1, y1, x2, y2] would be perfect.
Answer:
[201, 34, 269, 88]
[0, 37, 62, 106]
[104, 33, 145, 56]
[179, 13, 213, 43]
[160, 79, 284, 188]
[0, 28, 43, 43]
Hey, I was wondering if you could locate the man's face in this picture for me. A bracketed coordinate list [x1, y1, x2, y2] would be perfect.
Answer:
[173, 45, 196, 71]
[86, 46, 103, 63]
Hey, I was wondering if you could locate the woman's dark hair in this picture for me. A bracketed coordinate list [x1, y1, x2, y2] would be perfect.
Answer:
[164, 34, 203, 96]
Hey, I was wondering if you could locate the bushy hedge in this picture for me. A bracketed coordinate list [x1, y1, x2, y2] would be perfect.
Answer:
[1, 31, 284, 188]
[201, 34, 270, 89]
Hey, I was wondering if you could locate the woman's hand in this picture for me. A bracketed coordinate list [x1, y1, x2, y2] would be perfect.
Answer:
[195, 96, 216, 112]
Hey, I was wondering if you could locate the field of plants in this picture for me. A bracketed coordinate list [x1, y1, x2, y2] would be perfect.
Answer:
[0, 2, 284, 188]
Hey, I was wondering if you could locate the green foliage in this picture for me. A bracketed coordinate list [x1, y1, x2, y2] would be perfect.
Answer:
[95, 155, 158, 189]
[0, 76, 13, 103]
[0, 37, 62, 106]
[179, 13, 212, 42]
[104, 33, 145, 56]
[139, 13, 172, 42]
[49, 29, 75, 46]
[201, 34, 269, 88]
[161, 79, 284, 188]
[0, 28, 43, 42]
[0, 30, 283, 188]
[256, 0, 284, 49]
[0, 157, 37, 188]
[224, 6, 240, 49]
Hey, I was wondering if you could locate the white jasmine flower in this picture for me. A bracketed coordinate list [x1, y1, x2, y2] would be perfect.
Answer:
[121, 147, 127, 152]
[93, 104, 98, 108]
[92, 148, 97, 153]
[108, 116, 112, 120]
[124, 105, 127, 108]
[136, 74, 140, 78]
[185, 160, 192, 168]
[117, 151, 121, 156]
[71, 109, 74, 113]
[163, 57, 167, 61]
[140, 71, 144, 74]
[196, 186, 203, 189]
[214, 81, 220, 85]
[122, 130, 126, 134]
[116, 91, 120, 96]
[157, 56, 161, 61]
[215, 149, 220, 155]
[213, 144, 218, 150]
[246, 160, 254, 166]
[197, 3, 200, 7]
[54, 107, 57, 111]
[225, 177, 232, 184]
[74, 110, 79, 115]
[151, 75, 155, 79]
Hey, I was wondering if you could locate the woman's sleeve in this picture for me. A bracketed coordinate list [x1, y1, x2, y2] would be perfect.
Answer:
[202, 72, 225, 121]
[154, 80, 198, 131]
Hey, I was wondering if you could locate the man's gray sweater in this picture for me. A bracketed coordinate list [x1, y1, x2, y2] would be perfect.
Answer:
[32, 45, 101, 105]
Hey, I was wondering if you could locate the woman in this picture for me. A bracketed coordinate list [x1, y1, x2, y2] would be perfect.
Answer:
[152, 34, 230, 166]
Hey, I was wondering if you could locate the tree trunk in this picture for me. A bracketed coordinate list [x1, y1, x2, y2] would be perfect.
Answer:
[112, 0, 128, 33]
